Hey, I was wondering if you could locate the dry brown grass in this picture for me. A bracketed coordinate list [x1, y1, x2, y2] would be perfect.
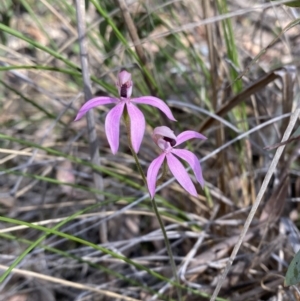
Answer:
[1, 0, 300, 300]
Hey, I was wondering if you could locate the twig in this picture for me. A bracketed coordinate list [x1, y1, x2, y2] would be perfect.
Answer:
[75, 0, 106, 242]
[0, 264, 140, 301]
[210, 107, 300, 301]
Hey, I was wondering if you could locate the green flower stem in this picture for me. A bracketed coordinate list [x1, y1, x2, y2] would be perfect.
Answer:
[123, 110, 181, 300]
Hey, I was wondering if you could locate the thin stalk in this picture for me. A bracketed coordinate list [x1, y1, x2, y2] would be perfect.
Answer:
[75, 0, 106, 242]
[123, 110, 181, 300]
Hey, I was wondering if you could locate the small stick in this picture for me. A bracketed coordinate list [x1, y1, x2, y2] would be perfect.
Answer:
[75, 0, 107, 242]
[264, 135, 300, 150]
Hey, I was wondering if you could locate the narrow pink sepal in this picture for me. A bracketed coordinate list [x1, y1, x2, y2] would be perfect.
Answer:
[74, 97, 118, 121]
[105, 103, 125, 154]
[126, 103, 145, 153]
[147, 153, 166, 198]
[166, 153, 197, 196]
[172, 149, 204, 187]
[132, 96, 177, 121]
[175, 131, 207, 147]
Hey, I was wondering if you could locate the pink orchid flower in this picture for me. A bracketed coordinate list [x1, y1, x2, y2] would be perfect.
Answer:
[74, 70, 176, 154]
[147, 126, 206, 198]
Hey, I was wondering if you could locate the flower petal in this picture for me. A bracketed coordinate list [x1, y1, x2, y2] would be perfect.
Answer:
[147, 153, 166, 198]
[74, 97, 118, 121]
[166, 153, 197, 196]
[118, 70, 132, 85]
[127, 103, 145, 153]
[152, 126, 177, 150]
[132, 96, 177, 121]
[172, 149, 204, 187]
[175, 131, 207, 147]
[105, 103, 125, 154]
[117, 70, 133, 98]
[153, 126, 177, 140]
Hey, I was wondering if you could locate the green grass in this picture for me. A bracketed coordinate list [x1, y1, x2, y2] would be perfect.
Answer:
[0, 0, 298, 300]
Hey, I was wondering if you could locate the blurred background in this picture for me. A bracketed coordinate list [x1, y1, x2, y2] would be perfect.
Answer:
[0, 0, 300, 300]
